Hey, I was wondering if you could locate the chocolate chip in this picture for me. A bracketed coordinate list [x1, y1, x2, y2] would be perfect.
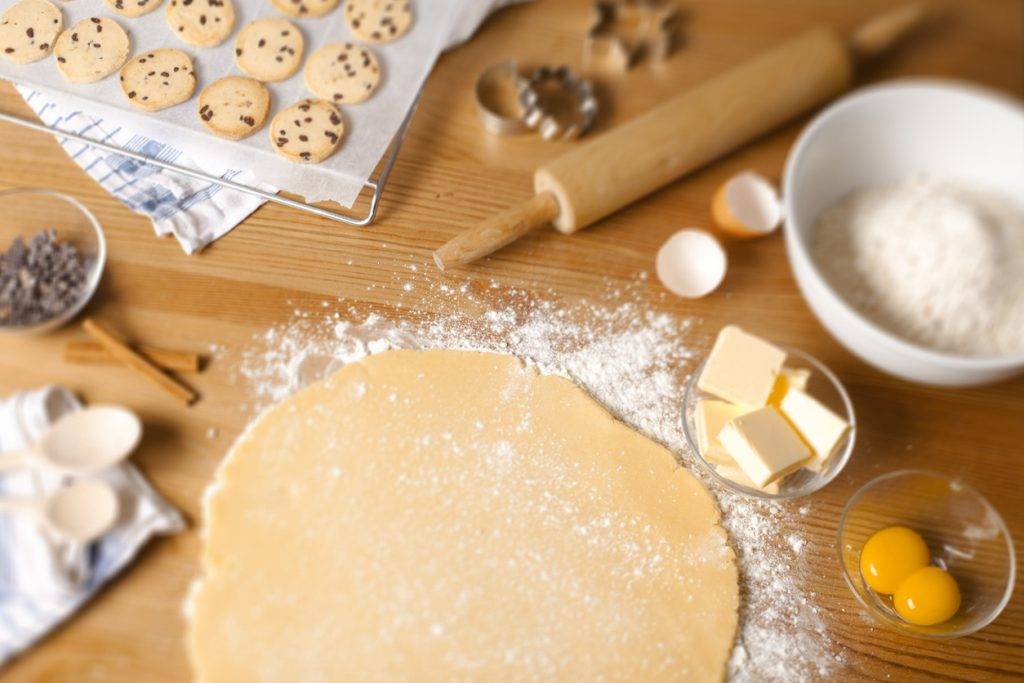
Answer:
[0, 230, 92, 327]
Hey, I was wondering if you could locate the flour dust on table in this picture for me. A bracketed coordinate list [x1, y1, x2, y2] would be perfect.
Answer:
[230, 277, 844, 681]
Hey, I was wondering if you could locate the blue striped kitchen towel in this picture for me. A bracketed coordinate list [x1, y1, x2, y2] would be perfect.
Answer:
[0, 386, 185, 667]
[16, 86, 273, 255]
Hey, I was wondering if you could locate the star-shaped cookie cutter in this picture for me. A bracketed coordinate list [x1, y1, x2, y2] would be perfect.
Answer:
[585, 0, 681, 72]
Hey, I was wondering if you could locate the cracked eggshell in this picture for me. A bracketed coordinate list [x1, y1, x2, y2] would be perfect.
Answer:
[711, 171, 783, 238]
[655, 228, 726, 299]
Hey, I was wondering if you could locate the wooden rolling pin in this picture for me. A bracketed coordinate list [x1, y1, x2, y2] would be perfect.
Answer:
[434, 4, 925, 270]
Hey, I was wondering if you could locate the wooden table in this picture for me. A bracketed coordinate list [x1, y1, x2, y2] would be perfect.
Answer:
[1, 0, 1021, 680]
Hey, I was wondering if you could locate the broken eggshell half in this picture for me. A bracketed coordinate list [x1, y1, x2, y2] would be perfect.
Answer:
[655, 228, 726, 299]
[711, 171, 783, 238]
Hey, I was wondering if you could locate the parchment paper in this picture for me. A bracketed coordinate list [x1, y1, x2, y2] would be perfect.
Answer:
[0, 0, 462, 206]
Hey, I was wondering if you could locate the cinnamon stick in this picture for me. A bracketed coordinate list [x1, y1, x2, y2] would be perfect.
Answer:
[65, 340, 201, 373]
[82, 318, 199, 406]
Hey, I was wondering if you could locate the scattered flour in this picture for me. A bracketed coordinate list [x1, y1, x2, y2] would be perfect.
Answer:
[811, 177, 1024, 357]
[232, 278, 842, 681]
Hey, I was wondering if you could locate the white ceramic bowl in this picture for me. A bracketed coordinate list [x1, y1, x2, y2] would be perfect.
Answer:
[783, 81, 1024, 386]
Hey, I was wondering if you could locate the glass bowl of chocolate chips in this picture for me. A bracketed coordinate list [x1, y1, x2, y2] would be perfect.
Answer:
[0, 188, 105, 335]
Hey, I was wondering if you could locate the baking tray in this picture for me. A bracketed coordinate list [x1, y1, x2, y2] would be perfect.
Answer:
[0, 0, 460, 211]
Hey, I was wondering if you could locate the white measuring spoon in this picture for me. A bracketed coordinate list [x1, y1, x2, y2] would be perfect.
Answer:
[0, 479, 120, 544]
[0, 406, 142, 475]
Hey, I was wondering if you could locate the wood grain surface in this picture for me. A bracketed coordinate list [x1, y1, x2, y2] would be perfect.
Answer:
[0, 0, 1021, 680]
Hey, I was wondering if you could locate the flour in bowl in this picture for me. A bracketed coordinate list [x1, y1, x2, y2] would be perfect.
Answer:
[810, 177, 1024, 357]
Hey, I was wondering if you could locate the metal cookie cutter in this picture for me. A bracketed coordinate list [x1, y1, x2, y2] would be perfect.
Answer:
[474, 59, 532, 136]
[518, 65, 598, 141]
[586, 0, 681, 72]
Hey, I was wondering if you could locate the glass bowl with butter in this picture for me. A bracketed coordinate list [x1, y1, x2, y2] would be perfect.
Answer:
[681, 326, 856, 499]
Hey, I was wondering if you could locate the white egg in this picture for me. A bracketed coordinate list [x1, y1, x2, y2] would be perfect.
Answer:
[712, 171, 783, 238]
[655, 229, 727, 299]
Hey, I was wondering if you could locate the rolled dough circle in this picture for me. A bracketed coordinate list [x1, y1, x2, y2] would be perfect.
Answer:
[188, 350, 738, 680]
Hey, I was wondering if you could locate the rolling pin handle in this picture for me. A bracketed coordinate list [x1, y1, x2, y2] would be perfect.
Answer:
[433, 192, 560, 270]
[849, 3, 928, 63]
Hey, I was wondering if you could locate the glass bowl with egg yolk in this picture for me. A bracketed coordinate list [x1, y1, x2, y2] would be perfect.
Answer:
[838, 470, 1015, 638]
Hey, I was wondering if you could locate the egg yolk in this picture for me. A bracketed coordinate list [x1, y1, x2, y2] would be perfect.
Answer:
[859, 525, 930, 594]
[894, 566, 961, 626]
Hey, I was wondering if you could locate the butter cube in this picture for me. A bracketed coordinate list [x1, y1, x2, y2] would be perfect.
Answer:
[769, 366, 812, 406]
[718, 407, 811, 487]
[698, 326, 786, 408]
[695, 400, 749, 465]
[715, 463, 780, 495]
[781, 366, 811, 392]
[778, 387, 850, 471]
